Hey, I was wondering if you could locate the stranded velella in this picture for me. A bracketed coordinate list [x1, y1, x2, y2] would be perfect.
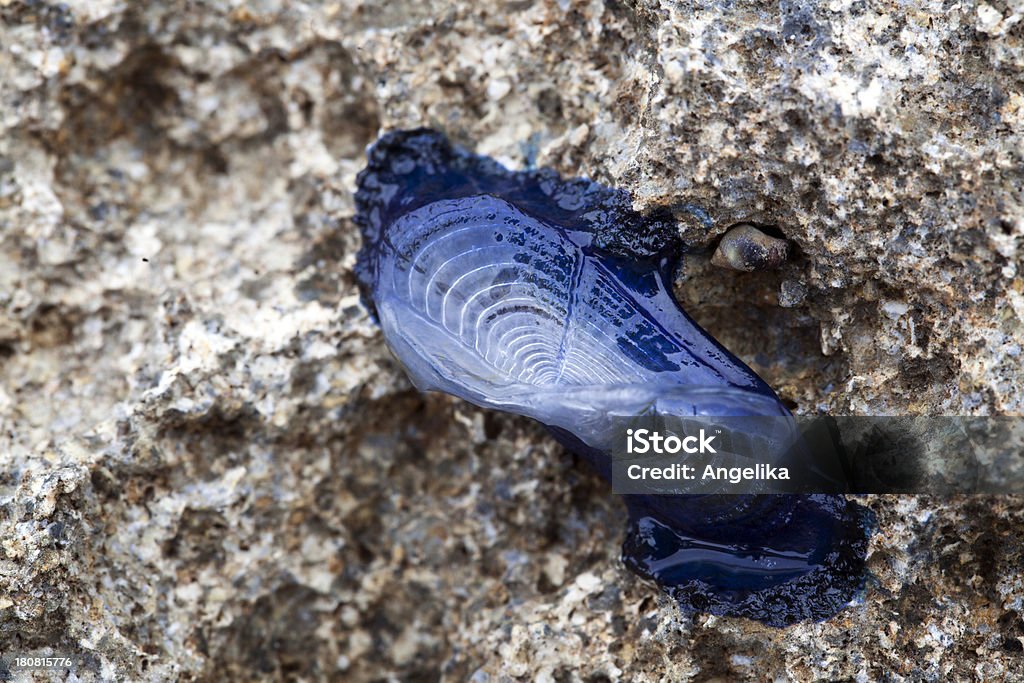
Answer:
[353, 128, 871, 626]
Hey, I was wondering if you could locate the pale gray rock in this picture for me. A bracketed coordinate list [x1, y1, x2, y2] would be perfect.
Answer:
[0, 0, 1022, 681]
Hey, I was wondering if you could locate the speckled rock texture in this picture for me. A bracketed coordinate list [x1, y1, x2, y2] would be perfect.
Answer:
[0, 0, 1022, 680]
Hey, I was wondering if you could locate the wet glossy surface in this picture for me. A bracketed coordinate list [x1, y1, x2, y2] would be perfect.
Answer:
[354, 129, 872, 626]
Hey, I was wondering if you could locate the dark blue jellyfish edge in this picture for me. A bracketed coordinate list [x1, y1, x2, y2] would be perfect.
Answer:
[353, 128, 873, 627]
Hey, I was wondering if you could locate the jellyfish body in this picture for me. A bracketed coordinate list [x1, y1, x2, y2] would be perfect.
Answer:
[354, 129, 871, 626]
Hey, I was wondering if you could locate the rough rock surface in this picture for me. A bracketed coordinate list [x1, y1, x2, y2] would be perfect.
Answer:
[0, 0, 1022, 680]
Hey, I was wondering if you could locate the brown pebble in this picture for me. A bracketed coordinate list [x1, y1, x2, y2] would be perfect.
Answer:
[711, 223, 789, 271]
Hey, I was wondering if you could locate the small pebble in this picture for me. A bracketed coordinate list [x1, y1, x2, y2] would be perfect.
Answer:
[711, 223, 789, 271]
[779, 280, 808, 307]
